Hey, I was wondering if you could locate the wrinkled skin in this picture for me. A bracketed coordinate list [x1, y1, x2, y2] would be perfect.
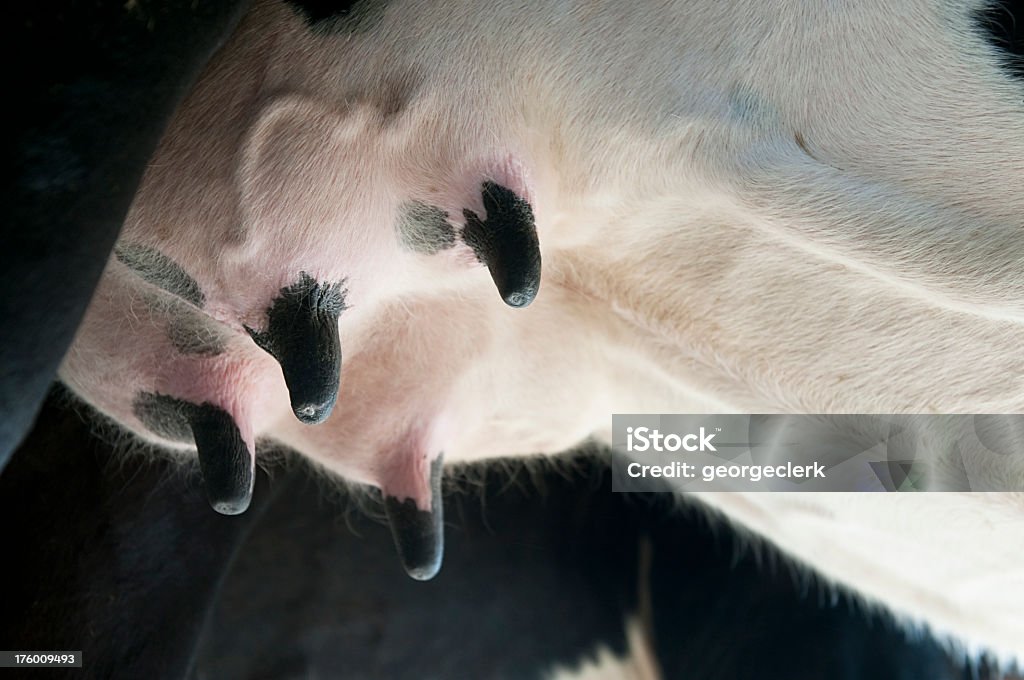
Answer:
[60, 0, 1024, 664]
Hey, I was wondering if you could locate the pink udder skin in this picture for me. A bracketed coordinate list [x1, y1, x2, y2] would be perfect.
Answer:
[57, 2, 601, 512]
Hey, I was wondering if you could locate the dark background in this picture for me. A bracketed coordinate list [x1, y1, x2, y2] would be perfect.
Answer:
[0, 392, 998, 679]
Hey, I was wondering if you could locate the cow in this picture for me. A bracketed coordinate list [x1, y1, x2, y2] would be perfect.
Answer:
[45, 0, 1024, 670]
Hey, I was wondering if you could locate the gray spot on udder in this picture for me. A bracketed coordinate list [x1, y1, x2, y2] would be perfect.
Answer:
[140, 292, 229, 357]
[396, 201, 456, 255]
[167, 312, 229, 356]
[115, 243, 205, 307]
[132, 392, 196, 442]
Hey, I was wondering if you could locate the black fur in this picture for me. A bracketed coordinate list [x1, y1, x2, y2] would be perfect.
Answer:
[284, 0, 387, 32]
[0, 393, 265, 679]
[977, 0, 1024, 81]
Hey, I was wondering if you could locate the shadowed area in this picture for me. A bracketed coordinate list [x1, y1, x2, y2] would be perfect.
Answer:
[0, 0, 251, 470]
[0, 391, 1002, 679]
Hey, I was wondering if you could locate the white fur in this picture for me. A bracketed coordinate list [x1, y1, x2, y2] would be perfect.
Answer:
[60, 0, 1024, 668]
[545, 617, 660, 680]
